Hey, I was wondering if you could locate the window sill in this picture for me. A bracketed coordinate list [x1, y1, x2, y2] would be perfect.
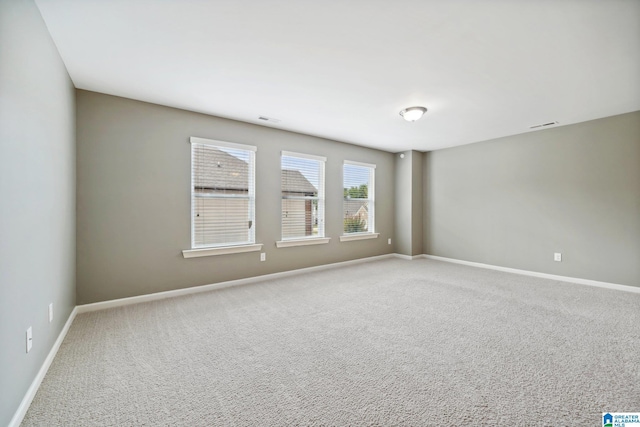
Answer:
[339, 233, 379, 242]
[276, 237, 331, 248]
[182, 244, 263, 258]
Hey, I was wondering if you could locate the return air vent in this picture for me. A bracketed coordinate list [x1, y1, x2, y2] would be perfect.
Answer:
[258, 116, 281, 123]
[529, 121, 558, 129]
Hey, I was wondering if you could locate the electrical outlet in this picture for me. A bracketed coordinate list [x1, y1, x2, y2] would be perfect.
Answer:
[49, 303, 53, 323]
[554, 253, 562, 262]
[26, 327, 33, 353]
[388, 238, 392, 245]
[260, 252, 266, 262]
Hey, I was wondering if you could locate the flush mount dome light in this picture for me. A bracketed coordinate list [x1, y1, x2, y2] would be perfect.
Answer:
[399, 106, 427, 122]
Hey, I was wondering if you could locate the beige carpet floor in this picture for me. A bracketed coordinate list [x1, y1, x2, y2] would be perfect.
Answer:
[22, 258, 640, 426]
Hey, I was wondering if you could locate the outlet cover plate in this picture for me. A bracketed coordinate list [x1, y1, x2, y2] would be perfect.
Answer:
[554, 253, 562, 262]
[26, 327, 33, 353]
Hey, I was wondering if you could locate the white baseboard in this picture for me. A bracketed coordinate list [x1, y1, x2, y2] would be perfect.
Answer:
[9, 306, 78, 427]
[12, 254, 392, 423]
[393, 253, 422, 260]
[11, 254, 396, 425]
[77, 253, 397, 313]
[10, 252, 636, 426]
[423, 254, 640, 294]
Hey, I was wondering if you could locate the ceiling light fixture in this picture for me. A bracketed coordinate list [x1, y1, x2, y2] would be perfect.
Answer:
[399, 106, 427, 122]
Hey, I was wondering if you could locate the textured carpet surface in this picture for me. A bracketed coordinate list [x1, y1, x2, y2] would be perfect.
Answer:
[22, 258, 640, 426]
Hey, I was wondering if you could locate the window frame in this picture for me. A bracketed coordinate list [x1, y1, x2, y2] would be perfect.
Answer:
[341, 160, 377, 240]
[183, 137, 262, 258]
[276, 151, 330, 248]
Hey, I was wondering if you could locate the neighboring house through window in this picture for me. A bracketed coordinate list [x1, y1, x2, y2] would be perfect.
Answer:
[190, 137, 256, 248]
[343, 160, 375, 234]
[281, 151, 325, 240]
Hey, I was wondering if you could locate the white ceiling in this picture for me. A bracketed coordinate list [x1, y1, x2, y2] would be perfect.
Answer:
[35, 0, 640, 152]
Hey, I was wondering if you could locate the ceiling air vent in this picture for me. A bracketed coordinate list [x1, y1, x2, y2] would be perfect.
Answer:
[258, 116, 281, 123]
[529, 121, 558, 130]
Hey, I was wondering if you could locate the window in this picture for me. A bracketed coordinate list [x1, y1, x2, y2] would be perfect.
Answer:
[343, 161, 375, 235]
[189, 137, 256, 250]
[280, 151, 326, 241]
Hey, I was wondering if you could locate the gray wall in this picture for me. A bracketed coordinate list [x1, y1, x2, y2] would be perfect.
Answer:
[0, 1, 76, 425]
[394, 150, 423, 256]
[411, 151, 424, 256]
[394, 152, 412, 255]
[76, 90, 394, 304]
[424, 111, 640, 287]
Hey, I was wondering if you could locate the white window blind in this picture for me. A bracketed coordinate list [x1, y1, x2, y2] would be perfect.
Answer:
[190, 137, 256, 248]
[281, 151, 325, 240]
[343, 161, 375, 234]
